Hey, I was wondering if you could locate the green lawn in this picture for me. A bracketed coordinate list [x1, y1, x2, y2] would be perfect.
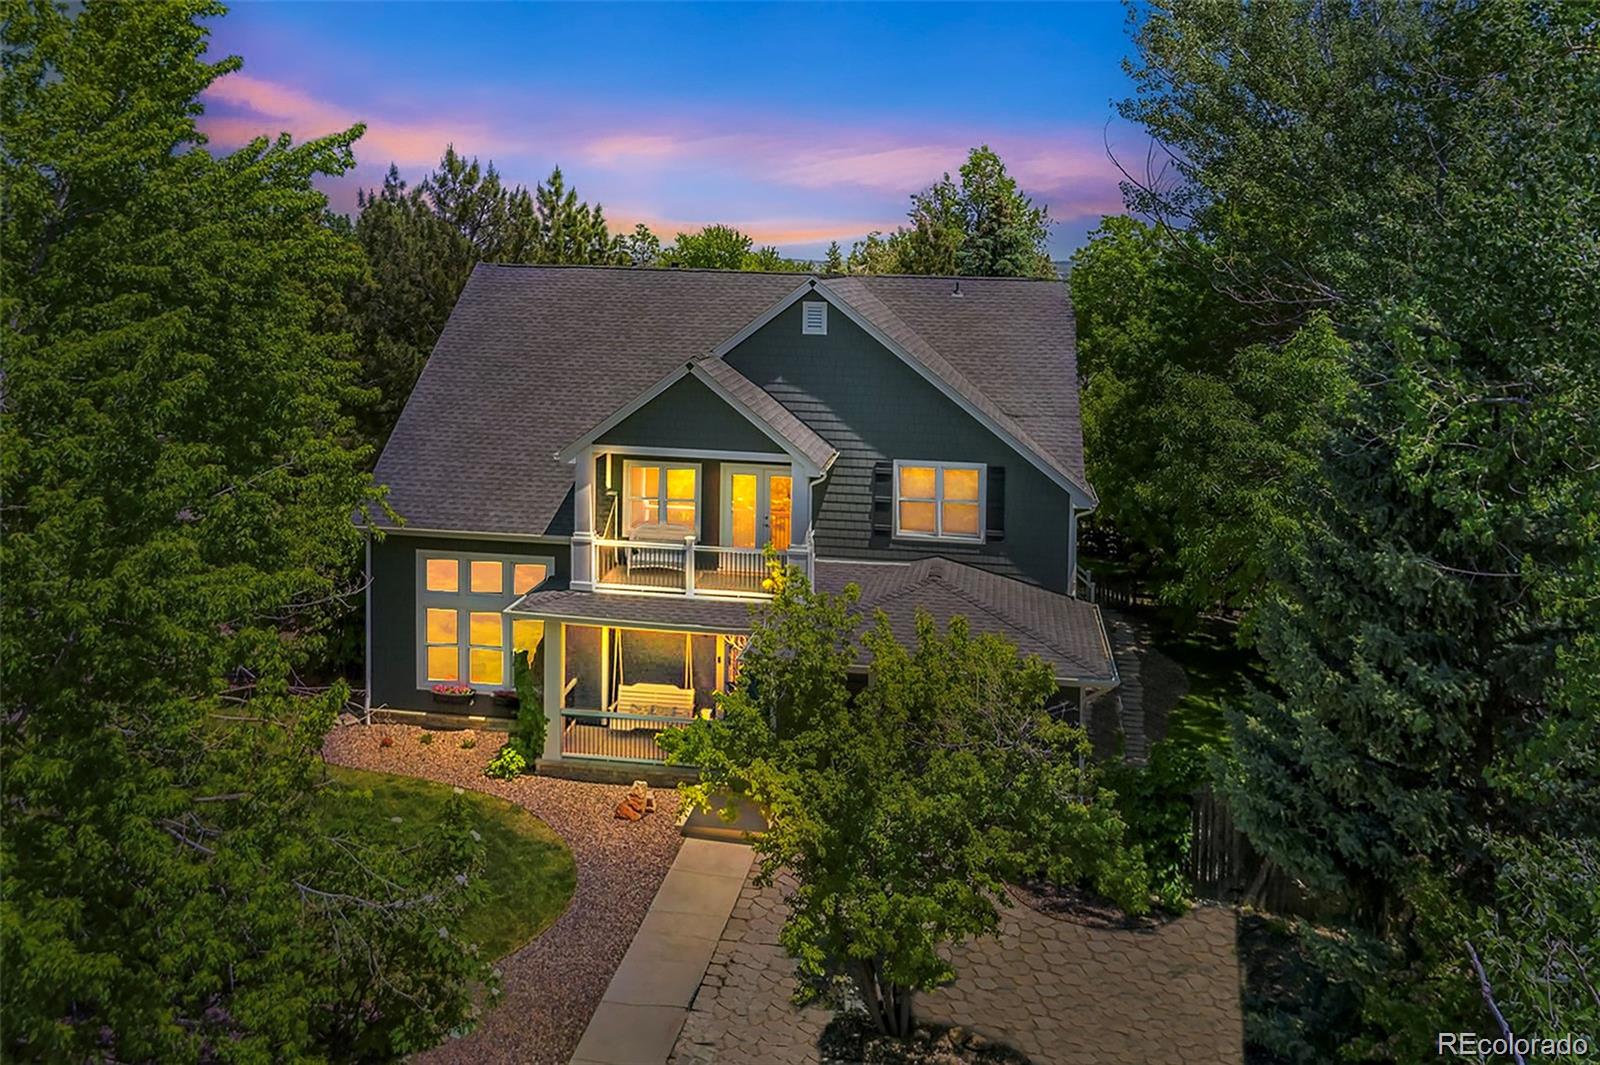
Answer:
[1152, 616, 1265, 751]
[316, 766, 576, 960]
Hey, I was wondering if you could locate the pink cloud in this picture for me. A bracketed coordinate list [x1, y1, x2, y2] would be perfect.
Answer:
[606, 210, 904, 247]
[200, 73, 508, 168]
[582, 133, 691, 165]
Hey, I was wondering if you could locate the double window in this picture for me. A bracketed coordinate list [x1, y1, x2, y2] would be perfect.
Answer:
[418, 553, 552, 689]
[623, 461, 699, 538]
[894, 461, 985, 541]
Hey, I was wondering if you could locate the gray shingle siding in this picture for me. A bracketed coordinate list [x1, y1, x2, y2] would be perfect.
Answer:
[596, 374, 784, 454]
[726, 297, 1076, 592]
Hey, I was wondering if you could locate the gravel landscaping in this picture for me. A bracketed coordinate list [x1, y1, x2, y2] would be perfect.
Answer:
[322, 722, 683, 1065]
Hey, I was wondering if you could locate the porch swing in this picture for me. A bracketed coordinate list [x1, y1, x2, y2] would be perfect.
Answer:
[611, 630, 697, 719]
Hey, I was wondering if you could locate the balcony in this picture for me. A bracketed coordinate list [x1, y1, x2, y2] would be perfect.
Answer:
[593, 535, 798, 597]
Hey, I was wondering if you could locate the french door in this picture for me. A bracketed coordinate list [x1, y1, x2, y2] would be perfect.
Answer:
[722, 466, 793, 550]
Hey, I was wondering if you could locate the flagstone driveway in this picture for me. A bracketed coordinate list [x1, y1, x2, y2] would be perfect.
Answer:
[671, 870, 1243, 1065]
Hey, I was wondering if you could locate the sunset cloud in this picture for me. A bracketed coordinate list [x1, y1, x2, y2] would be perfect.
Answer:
[200, 73, 511, 168]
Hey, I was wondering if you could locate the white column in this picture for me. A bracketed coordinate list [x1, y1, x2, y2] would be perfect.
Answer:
[572, 448, 595, 590]
[541, 622, 565, 763]
[789, 467, 814, 579]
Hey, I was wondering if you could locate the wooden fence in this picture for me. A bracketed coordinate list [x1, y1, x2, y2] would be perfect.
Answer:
[1188, 787, 1337, 919]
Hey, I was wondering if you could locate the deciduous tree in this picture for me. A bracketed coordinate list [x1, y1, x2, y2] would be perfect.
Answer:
[1, 2, 492, 1057]
[662, 567, 1147, 1036]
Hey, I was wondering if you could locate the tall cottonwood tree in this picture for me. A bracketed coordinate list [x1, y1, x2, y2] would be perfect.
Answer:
[1, 2, 491, 1058]
[1120, 0, 1600, 1054]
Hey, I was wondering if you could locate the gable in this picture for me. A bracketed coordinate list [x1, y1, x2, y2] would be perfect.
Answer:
[595, 374, 784, 454]
[723, 295, 1024, 467]
[725, 294, 1079, 590]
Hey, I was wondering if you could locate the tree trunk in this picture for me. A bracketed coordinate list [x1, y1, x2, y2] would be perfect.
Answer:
[851, 958, 914, 1038]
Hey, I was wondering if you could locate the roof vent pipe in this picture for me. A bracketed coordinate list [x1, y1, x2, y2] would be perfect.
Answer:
[952, 279, 963, 297]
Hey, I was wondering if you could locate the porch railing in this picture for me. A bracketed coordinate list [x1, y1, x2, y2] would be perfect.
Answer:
[560, 709, 691, 763]
[592, 535, 796, 597]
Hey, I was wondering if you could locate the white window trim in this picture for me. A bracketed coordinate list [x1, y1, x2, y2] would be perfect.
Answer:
[718, 463, 795, 549]
[621, 459, 702, 539]
[415, 550, 555, 692]
[892, 460, 986, 543]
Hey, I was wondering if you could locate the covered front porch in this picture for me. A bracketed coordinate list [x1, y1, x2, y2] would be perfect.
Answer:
[523, 614, 749, 768]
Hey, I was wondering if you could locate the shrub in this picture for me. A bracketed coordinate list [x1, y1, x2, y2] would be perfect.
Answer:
[509, 646, 546, 762]
[1102, 739, 1210, 912]
[484, 745, 526, 780]
[459, 735, 476, 750]
[418, 731, 434, 746]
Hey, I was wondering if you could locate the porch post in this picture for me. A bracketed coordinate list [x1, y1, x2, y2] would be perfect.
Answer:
[541, 622, 565, 763]
[789, 466, 813, 580]
[572, 447, 595, 590]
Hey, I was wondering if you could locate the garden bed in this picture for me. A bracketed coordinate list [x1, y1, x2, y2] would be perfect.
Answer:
[821, 1014, 1033, 1064]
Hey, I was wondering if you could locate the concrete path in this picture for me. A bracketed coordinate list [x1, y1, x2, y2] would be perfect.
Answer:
[571, 839, 754, 1065]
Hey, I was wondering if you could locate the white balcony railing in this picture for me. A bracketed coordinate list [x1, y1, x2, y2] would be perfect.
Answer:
[592, 534, 803, 597]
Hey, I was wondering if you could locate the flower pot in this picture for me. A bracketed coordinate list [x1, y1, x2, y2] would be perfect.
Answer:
[432, 692, 473, 707]
[491, 690, 520, 709]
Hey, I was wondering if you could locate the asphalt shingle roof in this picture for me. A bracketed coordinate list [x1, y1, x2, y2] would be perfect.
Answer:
[504, 557, 1113, 684]
[374, 265, 1087, 534]
[816, 558, 1115, 683]
[691, 357, 838, 473]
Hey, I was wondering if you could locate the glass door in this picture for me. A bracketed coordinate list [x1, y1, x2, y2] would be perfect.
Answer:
[724, 467, 793, 549]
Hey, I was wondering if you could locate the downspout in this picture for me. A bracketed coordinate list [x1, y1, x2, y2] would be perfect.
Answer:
[363, 534, 373, 726]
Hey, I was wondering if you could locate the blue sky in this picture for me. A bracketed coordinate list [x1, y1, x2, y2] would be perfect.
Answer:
[203, 2, 1144, 257]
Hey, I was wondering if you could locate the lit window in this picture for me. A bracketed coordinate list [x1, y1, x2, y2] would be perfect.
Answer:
[625, 462, 698, 535]
[425, 558, 458, 592]
[425, 608, 460, 681]
[894, 462, 985, 541]
[468, 612, 503, 685]
[470, 560, 502, 594]
[512, 619, 544, 656]
[417, 552, 553, 692]
[513, 563, 548, 594]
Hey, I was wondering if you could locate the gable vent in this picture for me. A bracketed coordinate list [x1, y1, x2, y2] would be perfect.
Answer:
[802, 301, 828, 336]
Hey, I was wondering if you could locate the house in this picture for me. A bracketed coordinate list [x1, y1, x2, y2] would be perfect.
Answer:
[365, 265, 1118, 776]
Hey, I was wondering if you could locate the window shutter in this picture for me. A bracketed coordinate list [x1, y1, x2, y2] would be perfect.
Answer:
[985, 466, 1006, 541]
[870, 461, 894, 537]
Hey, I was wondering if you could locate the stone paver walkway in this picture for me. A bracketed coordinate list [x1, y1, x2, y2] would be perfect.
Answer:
[670, 875, 1242, 1065]
[573, 839, 754, 1065]
[670, 868, 830, 1065]
[921, 890, 1242, 1064]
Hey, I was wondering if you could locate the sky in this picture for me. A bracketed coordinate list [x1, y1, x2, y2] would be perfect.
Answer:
[201, 2, 1147, 260]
